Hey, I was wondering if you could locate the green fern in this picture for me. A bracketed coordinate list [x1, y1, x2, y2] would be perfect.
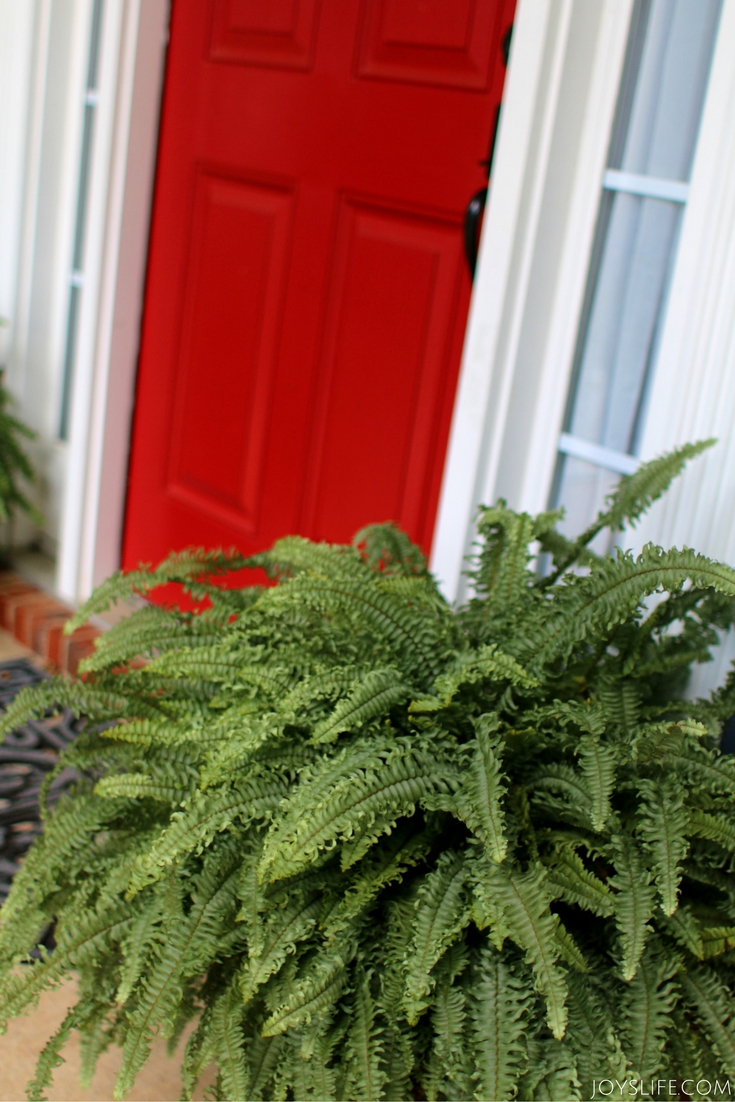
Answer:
[4, 447, 735, 1098]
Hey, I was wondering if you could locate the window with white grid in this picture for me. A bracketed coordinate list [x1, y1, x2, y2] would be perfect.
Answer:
[551, 0, 723, 547]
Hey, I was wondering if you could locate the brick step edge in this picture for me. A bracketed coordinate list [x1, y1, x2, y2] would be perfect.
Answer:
[0, 572, 100, 676]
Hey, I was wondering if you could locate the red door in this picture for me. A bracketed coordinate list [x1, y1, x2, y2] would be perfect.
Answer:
[123, 0, 514, 569]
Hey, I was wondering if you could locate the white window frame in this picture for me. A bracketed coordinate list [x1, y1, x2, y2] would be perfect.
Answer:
[431, 0, 735, 605]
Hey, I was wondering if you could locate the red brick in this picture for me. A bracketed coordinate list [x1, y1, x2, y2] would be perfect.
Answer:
[57, 626, 100, 677]
[15, 597, 71, 647]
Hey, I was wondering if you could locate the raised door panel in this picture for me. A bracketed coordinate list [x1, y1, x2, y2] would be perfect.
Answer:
[167, 170, 294, 534]
[209, 0, 320, 69]
[302, 196, 464, 545]
[357, 0, 498, 89]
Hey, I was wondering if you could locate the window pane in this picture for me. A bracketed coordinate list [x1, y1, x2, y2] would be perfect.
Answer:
[554, 455, 619, 552]
[568, 192, 682, 456]
[610, 0, 722, 182]
[551, 0, 722, 541]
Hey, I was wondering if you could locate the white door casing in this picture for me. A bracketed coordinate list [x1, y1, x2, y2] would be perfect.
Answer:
[57, 0, 168, 602]
[430, 0, 634, 603]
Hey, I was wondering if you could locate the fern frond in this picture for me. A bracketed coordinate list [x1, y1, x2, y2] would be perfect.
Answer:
[476, 862, 568, 1039]
[343, 967, 385, 1101]
[619, 948, 678, 1079]
[699, 925, 735, 959]
[0, 900, 135, 1030]
[258, 736, 458, 884]
[129, 776, 288, 891]
[529, 545, 735, 670]
[262, 942, 350, 1037]
[239, 893, 322, 1003]
[322, 824, 434, 941]
[636, 778, 689, 916]
[659, 906, 704, 960]
[543, 441, 714, 582]
[353, 522, 429, 578]
[470, 945, 531, 1102]
[67, 547, 250, 630]
[610, 835, 657, 980]
[688, 808, 735, 852]
[402, 850, 470, 1023]
[208, 981, 249, 1102]
[311, 668, 409, 744]
[26, 1003, 78, 1101]
[543, 846, 613, 917]
[681, 966, 735, 1078]
[94, 772, 191, 805]
[554, 922, 588, 973]
[577, 736, 616, 833]
[453, 713, 508, 862]
[410, 644, 537, 713]
[116, 857, 240, 1098]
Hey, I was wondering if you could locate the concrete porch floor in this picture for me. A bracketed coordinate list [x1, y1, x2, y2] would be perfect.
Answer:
[0, 628, 216, 1102]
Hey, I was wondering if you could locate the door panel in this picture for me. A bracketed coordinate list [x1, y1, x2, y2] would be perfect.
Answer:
[167, 170, 294, 534]
[302, 196, 463, 543]
[357, 0, 499, 88]
[209, 0, 320, 70]
[123, 0, 515, 569]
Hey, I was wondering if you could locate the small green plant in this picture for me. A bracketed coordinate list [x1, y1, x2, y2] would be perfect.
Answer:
[0, 364, 41, 531]
[4, 442, 735, 1101]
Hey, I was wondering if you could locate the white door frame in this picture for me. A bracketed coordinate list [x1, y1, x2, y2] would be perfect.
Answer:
[430, 0, 635, 602]
[57, 0, 168, 603]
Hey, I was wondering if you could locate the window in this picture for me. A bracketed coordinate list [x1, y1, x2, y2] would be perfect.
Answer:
[551, 0, 722, 546]
[58, 0, 104, 441]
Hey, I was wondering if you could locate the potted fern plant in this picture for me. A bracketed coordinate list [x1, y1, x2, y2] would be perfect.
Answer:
[2, 441, 735, 1101]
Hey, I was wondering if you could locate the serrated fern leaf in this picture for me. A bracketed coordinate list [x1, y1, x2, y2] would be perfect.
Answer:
[699, 925, 735, 959]
[543, 847, 613, 917]
[343, 967, 385, 1101]
[258, 737, 458, 884]
[619, 948, 678, 1079]
[636, 778, 689, 916]
[688, 808, 735, 852]
[681, 966, 735, 1078]
[470, 946, 532, 1102]
[67, 547, 250, 630]
[577, 736, 616, 833]
[529, 546, 735, 670]
[208, 982, 249, 1102]
[262, 943, 349, 1037]
[240, 893, 322, 1003]
[311, 669, 409, 744]
[129, 775, 287, 891]
[478, 863, 568, 1039]
[116, 862, 240, 1098]
[610, 836, 657, 980]
[26, 1003, 78, 1102]
[454, 713, 508, 862]
[402, 850, 470, 1023]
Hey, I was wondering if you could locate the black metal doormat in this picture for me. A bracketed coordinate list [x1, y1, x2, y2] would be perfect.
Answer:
[0, 659, 84, 903]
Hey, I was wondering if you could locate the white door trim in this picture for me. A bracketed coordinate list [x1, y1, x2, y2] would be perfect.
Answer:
[57, 0, 168, 602]
[430, 0, 634, 603]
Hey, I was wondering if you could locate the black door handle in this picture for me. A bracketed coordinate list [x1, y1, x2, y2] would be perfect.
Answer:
[464, 187, 487, 280]
[463, 25, 512, 282]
